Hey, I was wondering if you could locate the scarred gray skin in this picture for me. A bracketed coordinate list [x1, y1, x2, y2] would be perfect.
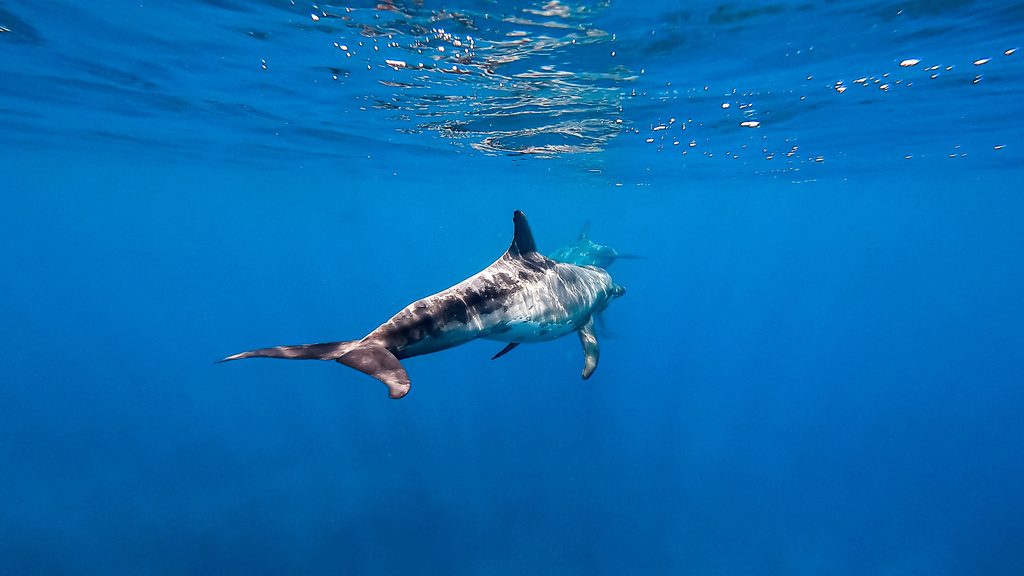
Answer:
[219, 211, 625, 399]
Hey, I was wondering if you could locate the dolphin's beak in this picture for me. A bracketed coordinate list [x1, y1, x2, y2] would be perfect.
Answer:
[612, 284, 626, 297]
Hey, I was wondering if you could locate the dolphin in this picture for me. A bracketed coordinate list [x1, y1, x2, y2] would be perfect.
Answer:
[549, 221, 640, 269]
[219, 210, 625, 399]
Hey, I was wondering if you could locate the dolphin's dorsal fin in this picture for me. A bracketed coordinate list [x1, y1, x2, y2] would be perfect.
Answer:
[578, 221, 591, 241]
[507, 210, 538, 257]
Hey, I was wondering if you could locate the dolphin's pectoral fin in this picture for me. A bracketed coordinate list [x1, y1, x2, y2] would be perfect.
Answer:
[593, 312, 623, 340]
[336, 341, 411, 399]
[578, 316, 600, 379]
[491, 342, 520, 360]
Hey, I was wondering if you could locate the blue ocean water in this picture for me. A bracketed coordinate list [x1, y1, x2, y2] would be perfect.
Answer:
[2, 0, 1023, 574]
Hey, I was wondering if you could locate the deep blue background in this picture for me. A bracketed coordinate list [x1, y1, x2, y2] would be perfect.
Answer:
[2, 1, 1023, 574]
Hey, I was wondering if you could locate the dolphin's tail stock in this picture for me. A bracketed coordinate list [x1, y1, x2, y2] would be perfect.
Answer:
[218, 339, 411, 399]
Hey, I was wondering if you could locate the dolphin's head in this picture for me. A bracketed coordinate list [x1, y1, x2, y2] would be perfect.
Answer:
[588, 268, 625, 315]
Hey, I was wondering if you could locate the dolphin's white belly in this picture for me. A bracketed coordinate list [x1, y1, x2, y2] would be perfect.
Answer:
[481, 314, 581, 343]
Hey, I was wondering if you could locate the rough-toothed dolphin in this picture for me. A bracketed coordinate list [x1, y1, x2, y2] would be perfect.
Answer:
[219, 211, 625, 399]
[549, 221, 640, 269]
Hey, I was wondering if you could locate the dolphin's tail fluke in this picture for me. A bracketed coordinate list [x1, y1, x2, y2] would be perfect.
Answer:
[218, 339, 411, 399]
[334, 341, 411, 399]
